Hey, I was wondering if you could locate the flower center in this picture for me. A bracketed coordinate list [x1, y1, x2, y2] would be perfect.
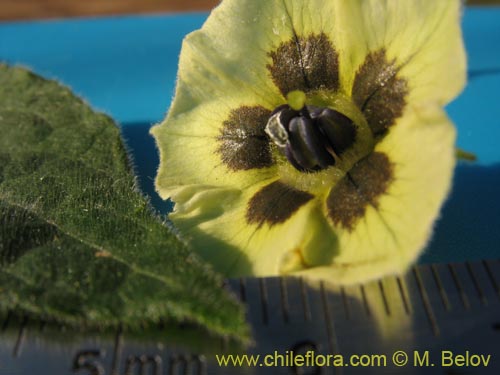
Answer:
[265, 91, 356, 173]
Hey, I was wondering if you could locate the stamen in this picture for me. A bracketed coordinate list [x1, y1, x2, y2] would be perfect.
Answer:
[315, 109, 357, 156]
[265, 105, 297, 147]
[265, 102, 357, 172]
[288, 117, 334, 169]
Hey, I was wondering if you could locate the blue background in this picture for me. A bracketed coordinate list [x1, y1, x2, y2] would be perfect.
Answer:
[1, 8, 499, 263]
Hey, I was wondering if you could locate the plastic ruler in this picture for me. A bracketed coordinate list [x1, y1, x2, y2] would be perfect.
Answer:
[0, 259, 499, 374]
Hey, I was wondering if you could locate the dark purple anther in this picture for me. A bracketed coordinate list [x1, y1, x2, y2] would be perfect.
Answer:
[316, 109, 357, 155]
[288, 117, 322, 171]
[291, 117, 335, 169]
[265, 104, 356, 172]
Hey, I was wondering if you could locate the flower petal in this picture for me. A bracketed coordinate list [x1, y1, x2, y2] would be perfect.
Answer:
[294, 103, 456, 284]
[334, 0, 466, 108]
[166, 0, 302, 114]
[151, 103, 279, 198]
[169, 178, 339, 277]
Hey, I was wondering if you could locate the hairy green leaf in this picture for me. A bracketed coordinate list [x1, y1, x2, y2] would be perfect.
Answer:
[0, 64, 248, 342]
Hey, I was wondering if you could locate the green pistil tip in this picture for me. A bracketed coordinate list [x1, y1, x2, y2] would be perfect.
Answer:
[287, 90, 307, 111]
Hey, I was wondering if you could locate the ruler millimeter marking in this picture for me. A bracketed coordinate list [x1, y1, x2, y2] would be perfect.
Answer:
[0, 259, 499, 374]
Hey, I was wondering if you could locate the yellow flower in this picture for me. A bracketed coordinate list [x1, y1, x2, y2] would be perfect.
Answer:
[151, 0, 466, 284]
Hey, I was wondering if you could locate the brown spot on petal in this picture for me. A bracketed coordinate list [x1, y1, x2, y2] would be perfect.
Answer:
[327, 152, 393, 230]
[217, 106, 273, 171]
[267, 33, 340, 96]
[352, 49, 408, 136]
[247, 181, 313, 227]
